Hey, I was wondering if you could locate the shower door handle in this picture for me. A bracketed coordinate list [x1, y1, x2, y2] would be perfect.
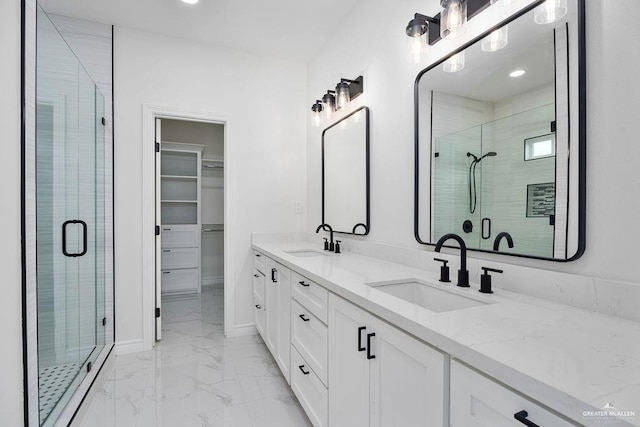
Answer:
[62, 220, 88, 257]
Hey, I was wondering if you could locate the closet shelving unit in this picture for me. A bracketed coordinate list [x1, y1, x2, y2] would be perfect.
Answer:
[160, 142, 205, 294]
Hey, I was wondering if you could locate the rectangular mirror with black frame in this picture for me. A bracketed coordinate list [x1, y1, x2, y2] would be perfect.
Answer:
[415, 0, 585, 261]
[322, 106, 370, 235]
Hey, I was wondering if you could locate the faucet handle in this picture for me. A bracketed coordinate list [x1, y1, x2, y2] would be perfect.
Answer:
[433, 258, 451, 283]
[323, 238, 329, 250]
[480, 266, 503, 294]
[334, 240, 341, 254]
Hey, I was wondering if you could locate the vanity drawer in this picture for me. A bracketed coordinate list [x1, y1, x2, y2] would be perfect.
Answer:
[254, 292, 266, 340]
[291, 346, 328, 427]
[161, 268, 199, 293]
[161, 225, 199, 248]
[254, 250, 266, 274]
[291, 299, 328, 386]
[450, 360, 576, 427]
[161, 247, 199, 269]
[253, 269, 265, 301]
[291, 271, 328, 324]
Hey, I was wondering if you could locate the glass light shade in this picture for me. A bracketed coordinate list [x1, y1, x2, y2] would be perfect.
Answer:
[336, 82, 351, 110]
[322, 93, 335, 119]
[490, 0, 516, 6]
[406, 33, 427, 63]
[440, 0, 467, 40]
[534, 0, 567, 24]
[313, 112, 321, 127]
[443, 51, 465, 73]
[481, 25, 508, 52]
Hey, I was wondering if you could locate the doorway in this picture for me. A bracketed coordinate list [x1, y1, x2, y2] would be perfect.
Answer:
[141, 105, 232, 351]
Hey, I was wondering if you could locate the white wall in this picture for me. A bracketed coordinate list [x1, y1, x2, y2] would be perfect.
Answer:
[0, 0, 26, 424]
[307, 0, 640, 290]
[114, 27, 307, 343]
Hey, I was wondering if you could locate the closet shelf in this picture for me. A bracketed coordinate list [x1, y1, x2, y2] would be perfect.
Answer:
[161, 174, 198, 180]
[161, 200, 198, 203]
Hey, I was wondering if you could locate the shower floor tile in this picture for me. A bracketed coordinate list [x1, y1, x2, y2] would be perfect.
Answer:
[39, 362, 80, 422]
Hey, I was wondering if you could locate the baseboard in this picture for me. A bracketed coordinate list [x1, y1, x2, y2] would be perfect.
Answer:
[202, 276, 224, 289]
[114, 339, 145, 355]
[227, 323, 257, 337]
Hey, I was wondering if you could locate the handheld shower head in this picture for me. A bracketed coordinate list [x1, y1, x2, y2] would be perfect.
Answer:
[480, 151, 497, 160]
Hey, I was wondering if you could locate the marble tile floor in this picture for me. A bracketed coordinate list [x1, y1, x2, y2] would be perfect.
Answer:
[76, 287, 311, 427]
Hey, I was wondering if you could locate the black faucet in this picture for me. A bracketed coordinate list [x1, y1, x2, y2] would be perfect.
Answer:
[493, 232, 514, 251]
[434, 233, 469, 287]
[316, 223, 334, 251]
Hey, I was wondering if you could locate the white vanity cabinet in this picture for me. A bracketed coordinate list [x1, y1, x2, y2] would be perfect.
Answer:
[450, 361, 576, 427]
[264, 256, 291, 383]
[328, 293, 447, 427]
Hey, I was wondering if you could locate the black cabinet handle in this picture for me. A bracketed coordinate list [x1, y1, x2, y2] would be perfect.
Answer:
[357, 326, 366, 352]
[298, 280, 310, 287]
[163, 228, 171, 231]
[162, 271, 171, 274]
[366, 333, 376, 359]
[271, 268, 277, 282]
[514, 411, 540, 427]
[254, 274, 260, 278]
[62, 220, 87, 257]
[255, 253, 261, 257]
[255, 304, 261, 309]
[163, 249, 171, 253]
[299, 314, 310, 322]
[298, 365, 310, 375]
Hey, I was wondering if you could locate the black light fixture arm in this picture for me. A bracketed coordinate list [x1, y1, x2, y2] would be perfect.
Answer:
[414, 13, 440, 25]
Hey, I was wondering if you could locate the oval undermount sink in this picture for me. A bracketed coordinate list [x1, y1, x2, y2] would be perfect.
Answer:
[285, 249, 328, 257]
[366, 279, 493, 313]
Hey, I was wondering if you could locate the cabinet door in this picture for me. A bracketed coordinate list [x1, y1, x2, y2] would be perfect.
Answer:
[369, 318, 447, 427]
[265, 259, 279, 354]
[328, 294, 370, 427]
[276, 264, 291, 383]
[450, 361, 576, 427]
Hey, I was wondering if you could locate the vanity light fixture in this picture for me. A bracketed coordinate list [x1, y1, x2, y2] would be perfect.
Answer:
[534, 0, 568, 24]
[311, 100, 324, 127]
[405, 0, 493, 61]
[311, 76, 364, 124]
[509, 69, 526, 77]
[481, 25, 508, 51]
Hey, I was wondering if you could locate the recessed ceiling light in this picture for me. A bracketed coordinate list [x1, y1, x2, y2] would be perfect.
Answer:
[181, 0, 199, 4]
[509, 69, 526, 78]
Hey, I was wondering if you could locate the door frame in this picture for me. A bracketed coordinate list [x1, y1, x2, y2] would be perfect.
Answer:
[141, 104, 232, 350]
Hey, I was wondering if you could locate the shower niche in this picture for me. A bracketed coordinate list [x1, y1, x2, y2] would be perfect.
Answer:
[414, 0, 585, 261]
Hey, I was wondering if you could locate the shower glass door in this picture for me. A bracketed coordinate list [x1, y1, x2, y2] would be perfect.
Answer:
[36, 6, 106, 425]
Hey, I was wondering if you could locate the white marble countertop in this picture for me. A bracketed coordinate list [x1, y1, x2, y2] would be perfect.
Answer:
[252, 240, 640, 427]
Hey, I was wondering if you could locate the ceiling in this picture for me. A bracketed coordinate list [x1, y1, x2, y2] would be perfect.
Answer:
[39, 0, 361, 62]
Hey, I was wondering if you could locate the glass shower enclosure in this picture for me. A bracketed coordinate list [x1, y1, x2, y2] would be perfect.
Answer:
[29, 6, 113, 425]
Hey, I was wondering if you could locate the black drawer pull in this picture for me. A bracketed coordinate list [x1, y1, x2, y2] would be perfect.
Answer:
[271, 268, 277, 282]
[514, 411, 539, 427]
[366, 333, 376, 359]
[254, 274, 260, 278]
[162, 271, 171, 274]
[255, 253, 261, 257]
[357, 326, 366, 352]
[255, 304, 261, 309]
[298, 365, 310, 375]
[298, 281, 310, 287]
[163, 249, 171, 253]
[163, 228, 171, 231]
[299, 314, 310, 322]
